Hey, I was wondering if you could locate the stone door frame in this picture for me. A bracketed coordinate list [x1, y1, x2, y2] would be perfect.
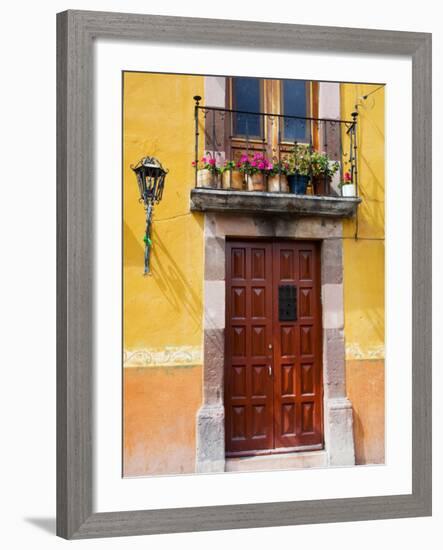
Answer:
[196, 212, 355, 473]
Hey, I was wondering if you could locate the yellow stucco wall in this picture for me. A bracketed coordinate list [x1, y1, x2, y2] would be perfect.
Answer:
[341, 83, 385, 464]
[123, 72, 205, 476]
[123, 72, 205, 356]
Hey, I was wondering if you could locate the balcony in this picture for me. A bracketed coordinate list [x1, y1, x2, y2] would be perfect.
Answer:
[190, 98, 361, 218]
[190, 188, 360, 218]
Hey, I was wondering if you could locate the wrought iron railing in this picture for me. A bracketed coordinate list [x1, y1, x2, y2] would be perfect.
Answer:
[193, 95, 359, 198]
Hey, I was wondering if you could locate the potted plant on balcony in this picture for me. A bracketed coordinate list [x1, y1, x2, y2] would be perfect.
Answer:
[220, 160, 244, 190]
[238, 152, 268, 192]
[287, 144, 311, 194]
[339, 171, 356, 197]
[267, 161, 289, 193]
[192, 155, 221, 188]
[310, 151, 340, 196]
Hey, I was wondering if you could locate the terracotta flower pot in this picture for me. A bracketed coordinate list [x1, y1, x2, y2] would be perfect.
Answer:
[196, 169, 220, 188]
[311, 174, 331, 196]
[267, 174, 289, 193]
[246, 173, 266, 192]
[222, 170, 244, 190]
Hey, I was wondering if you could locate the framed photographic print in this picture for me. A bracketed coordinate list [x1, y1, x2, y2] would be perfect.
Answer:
[57, 9, 432, 539]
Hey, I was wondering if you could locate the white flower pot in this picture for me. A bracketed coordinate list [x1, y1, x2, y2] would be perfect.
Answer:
[341, 184, 356, 197]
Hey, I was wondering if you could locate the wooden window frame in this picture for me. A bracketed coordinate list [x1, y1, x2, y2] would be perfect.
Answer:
[279, 80, 313, 145]
[228, 77, 267, 143]
[227, 78, 319, 159]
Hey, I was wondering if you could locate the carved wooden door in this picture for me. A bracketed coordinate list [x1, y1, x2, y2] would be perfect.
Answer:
[225, 240, 323, 457]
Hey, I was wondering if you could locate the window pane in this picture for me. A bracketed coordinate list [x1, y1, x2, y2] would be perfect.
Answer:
[232, 77, 262, 138]
[282, 80, 308, 142]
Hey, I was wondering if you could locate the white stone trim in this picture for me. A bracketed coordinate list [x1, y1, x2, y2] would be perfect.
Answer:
[204, 281, 225, 330]
[322, 283, 345, 329]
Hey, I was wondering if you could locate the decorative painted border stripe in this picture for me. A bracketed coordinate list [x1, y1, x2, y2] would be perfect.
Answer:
[124, 346, 203, 368]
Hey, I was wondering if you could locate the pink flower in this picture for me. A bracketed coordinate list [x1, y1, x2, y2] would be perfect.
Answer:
[201, 156, 207, 163]
[208, 158, 216, 166]
[268, 162, 273, 170]
[251, 160, 257, 167]
[344, 171, 352, 182]
[240, 154, 249, 163]
[254, 152, 264, 160]
[236, 161, 242, 168]
[258, 161, 265, 170]
[191, 161, 197, 166]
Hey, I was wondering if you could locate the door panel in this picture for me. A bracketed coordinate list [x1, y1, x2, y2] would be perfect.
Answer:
[225, 240, 323, 456]
[272, 241, 323, 449]
[225, 242, 274, 454]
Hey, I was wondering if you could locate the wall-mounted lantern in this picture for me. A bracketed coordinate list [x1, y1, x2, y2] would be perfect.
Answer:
[131, 156, 168, 275]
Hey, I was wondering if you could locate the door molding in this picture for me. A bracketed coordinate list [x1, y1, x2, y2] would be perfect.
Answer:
[196, 213, 355, 473]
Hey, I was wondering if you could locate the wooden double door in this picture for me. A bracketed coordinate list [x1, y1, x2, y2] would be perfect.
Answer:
[225, 239, 323, 456]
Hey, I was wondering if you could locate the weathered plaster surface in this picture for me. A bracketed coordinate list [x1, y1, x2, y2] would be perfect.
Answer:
[124, 365, 202, 477]
[346, 359, 385, 464]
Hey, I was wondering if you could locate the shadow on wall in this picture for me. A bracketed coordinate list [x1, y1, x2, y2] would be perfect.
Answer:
[151, 222, 203, 329]
[357, 153, 384, 238]
[124, 219, 144, 267]
[352, 410, 366, 463]
[123, 218, 203, 330]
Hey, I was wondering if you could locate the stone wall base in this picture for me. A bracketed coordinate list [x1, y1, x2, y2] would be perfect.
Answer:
[195, 404, 225, 473]
[325, 397, 356, 466]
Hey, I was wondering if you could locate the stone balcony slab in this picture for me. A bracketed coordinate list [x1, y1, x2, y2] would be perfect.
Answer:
[190, 188, 361, 218]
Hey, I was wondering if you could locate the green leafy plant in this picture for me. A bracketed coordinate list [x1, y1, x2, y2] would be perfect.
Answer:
[268, 160, 290, 177]
[310, 150, 340, 178]
[286, 144, 312, 176]
[219, 160, 236, 174]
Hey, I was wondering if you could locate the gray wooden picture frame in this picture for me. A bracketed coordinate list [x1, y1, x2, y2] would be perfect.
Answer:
[56, 9, 432, 539]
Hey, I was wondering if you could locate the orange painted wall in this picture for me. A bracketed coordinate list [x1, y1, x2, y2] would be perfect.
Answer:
[124, 365, 202, 477]
[345, 359, 385, 464]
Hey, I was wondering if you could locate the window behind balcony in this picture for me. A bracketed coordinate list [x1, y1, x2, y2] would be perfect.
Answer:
[232, 77, 263, 139]
[227, 77, 312, 163]
[281, 80, 310, 143]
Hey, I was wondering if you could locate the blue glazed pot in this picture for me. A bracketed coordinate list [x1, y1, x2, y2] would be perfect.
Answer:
[287, 174, 309, 194]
